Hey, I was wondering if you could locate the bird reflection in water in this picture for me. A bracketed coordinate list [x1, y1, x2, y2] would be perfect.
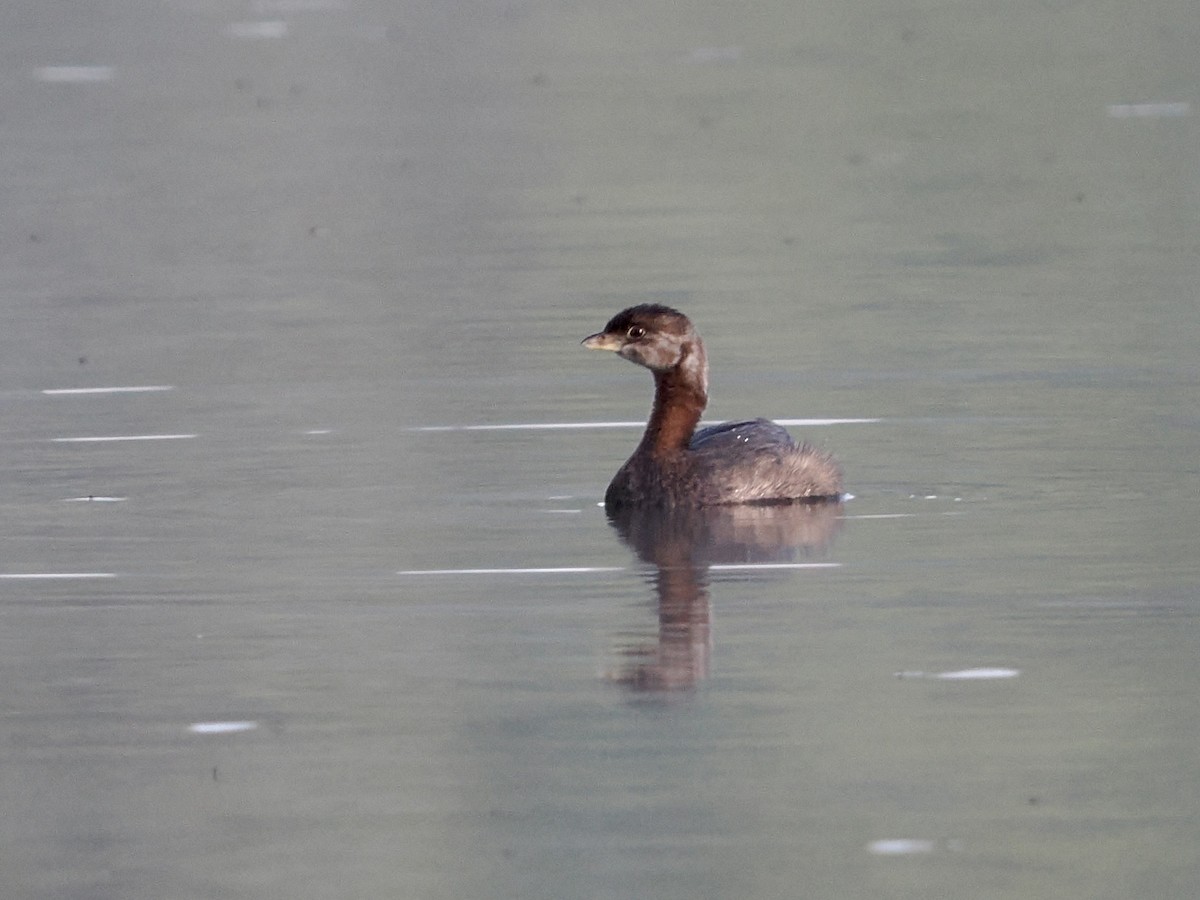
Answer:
[605, 500, 842, 692]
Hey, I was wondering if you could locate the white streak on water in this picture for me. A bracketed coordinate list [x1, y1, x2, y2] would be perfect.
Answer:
[52, 434, 196, 443]
[0, 573, 116, 580]
[228, 21, 288, 39]
[188, 721, 259, 735]
[42, 386, 174, 395]
[399, 567, 625, 576]
[868, 839, 936, 856]
[415, 422, 644, 432]
[1108, 101, 1190, 118]
[34, 66, 114, 83]
[936, 667, 1020, 680]
[896, 667, 1020, 681]
[772, 418, 880, 426]
[710, 563, 841, 571]
[253, 0, 347, 10]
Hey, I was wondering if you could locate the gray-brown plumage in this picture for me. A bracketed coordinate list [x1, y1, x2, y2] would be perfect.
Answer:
[582, 305, 842, 508]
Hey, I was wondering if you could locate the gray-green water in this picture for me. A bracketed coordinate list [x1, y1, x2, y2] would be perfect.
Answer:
[2, 1, 1198, 897]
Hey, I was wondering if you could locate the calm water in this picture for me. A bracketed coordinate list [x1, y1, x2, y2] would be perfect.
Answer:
[2, 1, 1198, 898]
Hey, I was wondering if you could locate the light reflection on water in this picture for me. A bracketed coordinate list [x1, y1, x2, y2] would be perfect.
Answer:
[604, 501, 843, 691]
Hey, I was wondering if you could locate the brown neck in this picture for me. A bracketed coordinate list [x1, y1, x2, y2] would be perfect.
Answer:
[638, 366, 707, 457]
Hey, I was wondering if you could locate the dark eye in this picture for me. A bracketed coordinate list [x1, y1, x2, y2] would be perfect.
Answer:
[627, 325, 645, 340]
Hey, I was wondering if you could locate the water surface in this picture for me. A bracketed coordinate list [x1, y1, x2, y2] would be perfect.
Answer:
[1, 1, 1198, 898]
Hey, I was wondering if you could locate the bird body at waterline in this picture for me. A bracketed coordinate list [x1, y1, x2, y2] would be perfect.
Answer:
[582, 305, 842, 508]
